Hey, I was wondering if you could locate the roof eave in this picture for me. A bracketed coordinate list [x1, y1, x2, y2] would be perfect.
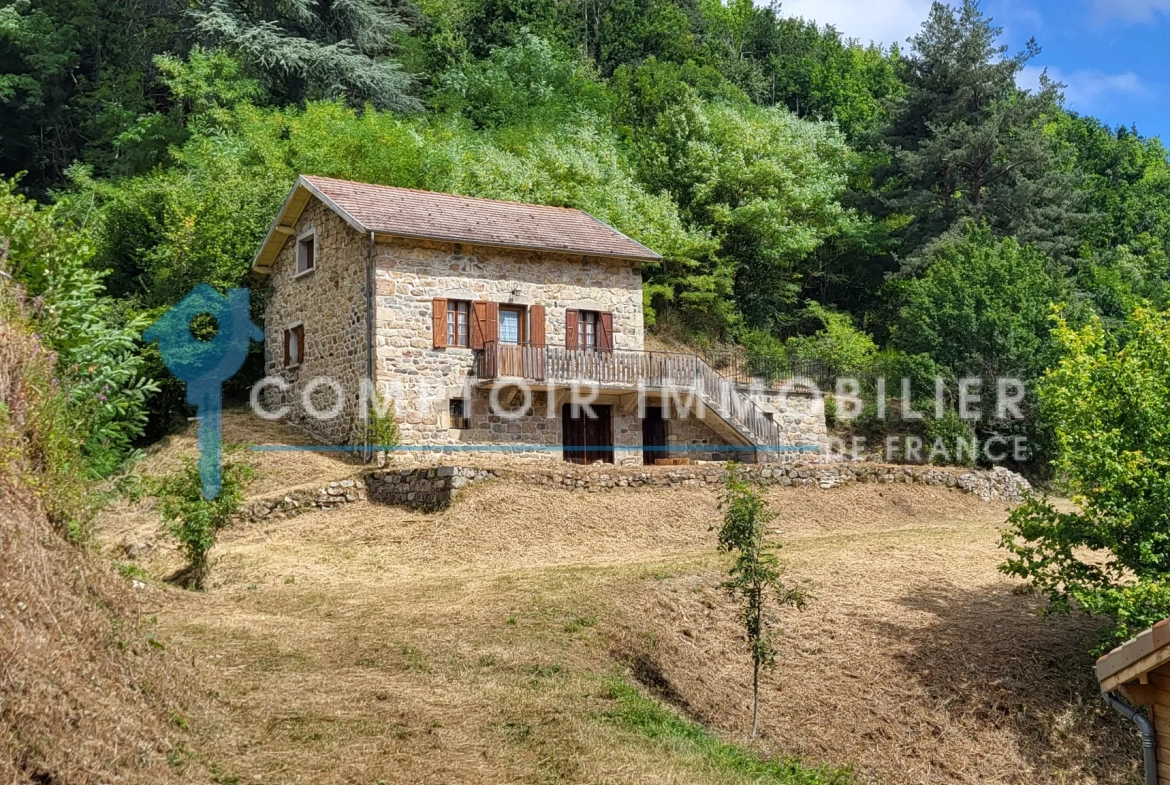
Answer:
[251, 176, 370, 274]
[578, 209, 662, 262]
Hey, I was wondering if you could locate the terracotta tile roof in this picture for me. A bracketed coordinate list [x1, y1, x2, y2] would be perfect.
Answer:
[311, 175, 657, 260]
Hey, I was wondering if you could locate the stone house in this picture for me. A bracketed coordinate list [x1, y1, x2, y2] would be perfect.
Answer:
[252, 175, 826, 465]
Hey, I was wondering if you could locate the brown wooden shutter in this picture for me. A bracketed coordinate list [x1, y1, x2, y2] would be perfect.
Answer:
[294, 325, 305, 364]
[432, 298, 447, 348]
[283, 328, 291, 366]
[485, 302, 499, 344]
[471, 301, 488, 350]
[599, 312, 614, 352]
[529, 304, 546, 347]
[565, 309, 579, 349]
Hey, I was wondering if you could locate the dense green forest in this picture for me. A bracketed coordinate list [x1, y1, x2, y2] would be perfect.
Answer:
[5, 0, 1170, 652]
[3, 0, 1170, 468]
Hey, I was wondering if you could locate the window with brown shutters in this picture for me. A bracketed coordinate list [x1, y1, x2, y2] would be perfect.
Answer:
[433, 298, 471, 349]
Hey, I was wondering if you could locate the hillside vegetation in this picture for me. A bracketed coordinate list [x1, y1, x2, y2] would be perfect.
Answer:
[2, 0, 1169, 463]
[0, 291, 196, 783]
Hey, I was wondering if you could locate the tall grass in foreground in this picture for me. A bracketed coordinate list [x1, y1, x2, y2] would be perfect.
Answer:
[603, 681, 853, 784]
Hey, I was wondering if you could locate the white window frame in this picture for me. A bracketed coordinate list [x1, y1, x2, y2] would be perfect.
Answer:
[295, 229, 317, 277]
[286, 320, 305, 368]
[446, 299, 471, 348]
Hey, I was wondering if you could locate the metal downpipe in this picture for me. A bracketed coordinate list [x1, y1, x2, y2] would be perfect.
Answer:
[1104, 691, 1157, 785]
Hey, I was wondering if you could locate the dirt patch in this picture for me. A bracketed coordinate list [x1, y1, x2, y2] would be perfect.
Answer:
[133, 407, 362, 499]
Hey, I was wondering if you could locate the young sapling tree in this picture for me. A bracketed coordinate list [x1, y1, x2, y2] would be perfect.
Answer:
[154, 455, 255, 589]
[715, 466, 807, 738]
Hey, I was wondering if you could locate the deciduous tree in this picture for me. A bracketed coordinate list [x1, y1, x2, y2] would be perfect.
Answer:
[715, 466, 805, 737]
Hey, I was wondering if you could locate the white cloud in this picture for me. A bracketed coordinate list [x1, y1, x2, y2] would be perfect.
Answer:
[1017, 65, 1149, 111]
[1086, 0, 1170, 21]
[775, 0, 934, 46]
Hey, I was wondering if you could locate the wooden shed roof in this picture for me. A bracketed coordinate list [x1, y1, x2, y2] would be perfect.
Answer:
[1096, 618, 1170, 693]
[252, 176, 661, 273]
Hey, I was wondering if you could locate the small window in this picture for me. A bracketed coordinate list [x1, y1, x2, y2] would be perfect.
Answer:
[446, 300, 471, 348]
[577, 310, 599, 350]
[284, 323, 305, 368]
[296, 232, 316, 275]
[449, 399, 469, 430]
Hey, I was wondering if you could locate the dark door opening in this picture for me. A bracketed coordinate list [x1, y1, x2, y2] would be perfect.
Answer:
[562, 403, 614, 464]
[641, 406, 667, 465]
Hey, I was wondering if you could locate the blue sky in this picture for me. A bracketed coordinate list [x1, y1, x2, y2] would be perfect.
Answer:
[774, 0, 1170, 139]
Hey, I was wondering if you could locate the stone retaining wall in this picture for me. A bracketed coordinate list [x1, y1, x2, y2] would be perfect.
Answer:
[239, 479, 366, 522]
[365, 466, 501, 512]
[510, 463, 1031, 502]
[239, 462, 1031, 518]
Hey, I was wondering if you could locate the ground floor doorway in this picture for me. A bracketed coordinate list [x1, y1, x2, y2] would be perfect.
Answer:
[641, 406, 667, 465]
[561, 403, 613, 464]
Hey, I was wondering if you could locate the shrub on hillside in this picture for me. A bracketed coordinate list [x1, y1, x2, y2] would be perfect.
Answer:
[0, 178, 157, 486]
[1001, 308, 1170, 649]
[154, 456, 255, 589]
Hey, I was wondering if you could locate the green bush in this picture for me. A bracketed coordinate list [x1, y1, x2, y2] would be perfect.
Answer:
[0, 178, 158, 478]
[922, 410, 978, 466]
[367, 390, 401, 451]
[784, 302, 877, 377]
[1001, 308, 1170, 650]
[154, 456, 255, 589]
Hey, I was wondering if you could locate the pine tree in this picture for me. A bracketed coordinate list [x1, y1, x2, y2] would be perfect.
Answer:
[873, 0, 1079, 269]
[192, 0, 420, 111]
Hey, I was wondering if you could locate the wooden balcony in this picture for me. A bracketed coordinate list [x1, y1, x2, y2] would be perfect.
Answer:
[474, 341, 704, 389]
[474, 342, 814, 455]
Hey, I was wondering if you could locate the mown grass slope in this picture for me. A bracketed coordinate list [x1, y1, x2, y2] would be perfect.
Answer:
[95, 417, 1142, 784]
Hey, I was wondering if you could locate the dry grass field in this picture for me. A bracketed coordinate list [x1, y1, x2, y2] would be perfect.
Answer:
[93, 413, 1144, 785]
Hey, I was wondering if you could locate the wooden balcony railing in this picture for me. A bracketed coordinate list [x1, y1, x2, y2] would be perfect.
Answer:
[474, 342, 808, 454]
[475, 342, 704, 387]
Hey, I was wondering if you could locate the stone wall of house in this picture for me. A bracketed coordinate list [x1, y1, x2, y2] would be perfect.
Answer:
[663, 410, 741, 462]
[371, 236, 645, 449]
[261, 197, 370, 446]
